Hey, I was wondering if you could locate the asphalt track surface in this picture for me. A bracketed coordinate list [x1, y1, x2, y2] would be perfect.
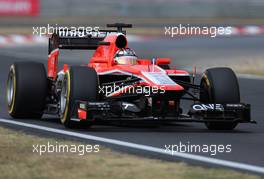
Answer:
[0, 36, 264, 175]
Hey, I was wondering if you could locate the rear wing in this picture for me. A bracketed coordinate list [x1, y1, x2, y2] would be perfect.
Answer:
[48, 23, 132, 54]
[48, 31, 110, 54]
[47, 23, 132, 80]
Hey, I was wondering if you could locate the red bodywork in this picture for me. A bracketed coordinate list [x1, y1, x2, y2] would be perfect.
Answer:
[47, 33, 190, 95]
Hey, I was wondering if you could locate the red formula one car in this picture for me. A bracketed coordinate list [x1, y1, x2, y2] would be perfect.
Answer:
[6, 23, 253, 130]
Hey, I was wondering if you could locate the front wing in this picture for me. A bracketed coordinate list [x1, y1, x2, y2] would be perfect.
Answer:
[69, 101, 254, 124]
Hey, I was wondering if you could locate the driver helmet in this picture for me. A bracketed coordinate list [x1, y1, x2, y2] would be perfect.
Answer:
[114, 48, 137, 65]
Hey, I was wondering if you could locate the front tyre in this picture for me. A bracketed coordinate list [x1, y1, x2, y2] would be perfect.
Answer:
[6, 62, 47, 118]
[60, 66, 98, 128]
[200, 67, 240, 130]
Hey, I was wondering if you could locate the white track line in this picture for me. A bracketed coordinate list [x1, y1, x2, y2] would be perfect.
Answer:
[0, 118, 264, 174]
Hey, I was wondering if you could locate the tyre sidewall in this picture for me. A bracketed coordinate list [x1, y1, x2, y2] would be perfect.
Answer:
[7, 62, 47, 118]
[61, 66, 98, 128]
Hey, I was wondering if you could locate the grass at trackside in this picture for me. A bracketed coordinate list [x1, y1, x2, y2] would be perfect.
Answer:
[228, 58, 264, 76]
[236, 70, 264, 76]
[234, 67, 264, 76]
[0, 126, 261, 179]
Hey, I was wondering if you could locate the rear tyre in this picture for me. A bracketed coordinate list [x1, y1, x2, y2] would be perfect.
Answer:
[6, 62, 47, 118]
[60, 66, 98, 128]
[200, 67, 240, 130]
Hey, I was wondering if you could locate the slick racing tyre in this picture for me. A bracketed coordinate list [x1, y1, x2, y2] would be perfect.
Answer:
[6, 62, 47, 118]
[60, 66, 98, 128]
[200, 67, 240, 130]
